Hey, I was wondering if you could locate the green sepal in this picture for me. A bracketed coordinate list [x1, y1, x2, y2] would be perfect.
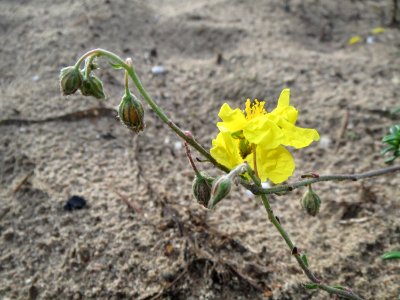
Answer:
[109, 60, 124, 70]
[209, 175, 232, 209]
[192, 172, 214, 207]
[59, 66, 83, 95]
[80, 75, 106, 99]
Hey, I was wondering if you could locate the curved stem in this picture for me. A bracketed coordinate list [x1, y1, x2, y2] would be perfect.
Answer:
[243, 163, 363, 299]
[260, 188, 363, 299]
[243, 164, 400, 195]
[75, 49, 230, 173]
[124, 69, 130, 95]
[84, 55, 96, 78]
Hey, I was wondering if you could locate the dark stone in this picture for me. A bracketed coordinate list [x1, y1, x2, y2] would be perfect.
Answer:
[64, 195, 87, 211]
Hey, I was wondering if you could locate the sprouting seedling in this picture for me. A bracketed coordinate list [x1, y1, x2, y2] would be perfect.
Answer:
[381, 124, 400, 164]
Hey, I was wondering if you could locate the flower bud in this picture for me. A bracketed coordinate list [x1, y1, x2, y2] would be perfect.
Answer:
[118, 91, 144, 133]
[192, 172, 214, 208]
[209, 175, 232, 209]
[80, 75, 106, 99]
[300, 185, 321, 217]
[59, 66, 83, 95]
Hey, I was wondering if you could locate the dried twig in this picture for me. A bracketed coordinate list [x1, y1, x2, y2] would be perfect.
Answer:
[13, 171, 34, 193]
[112, 188, 141, 214]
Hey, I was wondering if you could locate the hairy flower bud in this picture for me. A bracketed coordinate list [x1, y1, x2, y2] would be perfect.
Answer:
[118, 91, 144, 133]
[300, 185, 321, 217]
[192, 172, 214, 208]
[80, 75, 105, 99]
[59, 66, 83, 95]
[209, 175, 232, 209]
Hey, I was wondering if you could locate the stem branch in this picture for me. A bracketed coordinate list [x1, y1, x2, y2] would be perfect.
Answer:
[243, 164, 400, 195]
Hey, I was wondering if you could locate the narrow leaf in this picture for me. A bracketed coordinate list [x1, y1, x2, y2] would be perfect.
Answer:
[381, 251, 400, 260]
[304, 283, 318, 290]
[300, 253, 309, 267]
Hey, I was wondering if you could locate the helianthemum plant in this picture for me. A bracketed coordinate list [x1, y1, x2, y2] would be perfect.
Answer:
[60, 48, 400, 300]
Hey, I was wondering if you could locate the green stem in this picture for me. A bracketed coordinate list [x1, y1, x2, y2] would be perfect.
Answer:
[242, 164, 400, 195]
[260, 193, 320, 283]
[242, 161, 363, 299]
[259, 194, 363, 299]
[318, 284, 364, 300]
[75, 49, 230, 173]
[84, 55, 96, 78]
[124, 69, 130, 95]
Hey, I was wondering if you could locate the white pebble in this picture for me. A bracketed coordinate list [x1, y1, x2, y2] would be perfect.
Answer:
[319, 135, 331, 149]
[366, 36, 375, 44]
[174, 141, 182, 150]
[151, 65, 167, 75]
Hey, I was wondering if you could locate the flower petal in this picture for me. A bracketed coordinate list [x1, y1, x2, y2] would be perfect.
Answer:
[217, 103, 247, 132]
[256, 145, 295, 184]
[210, 131, 243, 170]
[272, 117, 320, 148]
[271, 89, 298, 124]
[277, 88, 290, 107]
[243, 117, 283, 149]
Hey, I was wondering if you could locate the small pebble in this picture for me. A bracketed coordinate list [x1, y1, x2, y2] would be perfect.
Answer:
[174, 141, 182, 150]
[64, 195, 87, 211]
[151, 65, 167, 75]
[319, 135, 331, 149]
[366, 36, 374, 44]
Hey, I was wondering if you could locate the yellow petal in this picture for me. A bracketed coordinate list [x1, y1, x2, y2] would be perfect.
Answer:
[243, 117, 283, 149]
[371, 27, 385, 35]
[217, 103, 247, 132]
[210, 131, 243, 170]
[270, 105, 298, 125]
[275, 118, 320, 148]
[277, 88, 290, 107]
[256, 145, 295, 184]
[348, 35, 362, 45]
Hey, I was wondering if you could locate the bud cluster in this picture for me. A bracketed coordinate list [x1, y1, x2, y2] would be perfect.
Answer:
[192, 163, 247, 209]
[59, 57, 105, 99]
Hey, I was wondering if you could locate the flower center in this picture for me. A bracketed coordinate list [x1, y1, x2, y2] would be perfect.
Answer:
[244, 99, 266, 120]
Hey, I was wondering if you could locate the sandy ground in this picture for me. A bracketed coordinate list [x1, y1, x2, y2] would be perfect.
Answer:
[1, 0, 400, 299]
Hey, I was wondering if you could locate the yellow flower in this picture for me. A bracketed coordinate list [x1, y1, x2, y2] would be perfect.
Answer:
[210, 89, 319, 184]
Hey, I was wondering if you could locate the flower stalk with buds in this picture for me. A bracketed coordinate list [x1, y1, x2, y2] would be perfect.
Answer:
[59, 48, 400, 300]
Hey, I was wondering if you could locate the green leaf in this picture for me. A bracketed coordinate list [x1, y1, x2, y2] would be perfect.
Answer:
[390, 107, 400, 115]
[381, 251, 400, 260]
[381, 146, 396, 155]
[303, 283, 318, 290]
[109, 60, 123, 70]
[300, 253, 309, 267]
[384, 156, 396, 164]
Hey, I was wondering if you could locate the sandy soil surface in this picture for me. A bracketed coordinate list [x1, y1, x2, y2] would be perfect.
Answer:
[1, 0, 399, 299]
